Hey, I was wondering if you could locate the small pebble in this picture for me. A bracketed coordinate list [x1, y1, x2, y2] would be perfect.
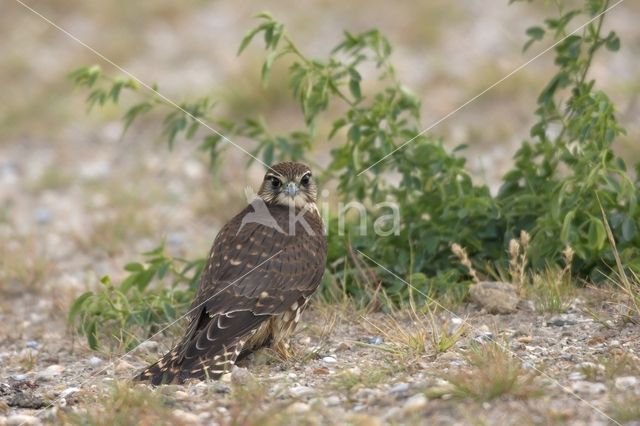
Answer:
[174, 391, 189, 400]
[172, 409, 200, 424]
[614, 376, 638, 391]
[389, 382, 409, 394]
[322, 356, 337, 364]
[36, 364, 64, 381]
[568, 372, 585, 381]
[286, 402, 310, 414]
[336, 342, 351, 351]
[6, 414, 42, 426]
[403, 394, 427, 413]
[132, 341, 159, 355]
[547, 317, 577, 327]
[231, 367, 255, 387]
[88, 356, 103, 366]
[12, 374, 29, 381]
[571, 381, 606, 395]
[366, 336, 384, 345]
[60, 387, 80, 398]
[114, 360, 135, 373]
[167, 233, 184, 247]
[353, 388, 378, 400]
[289, 386, 314, 397]
[34, 207, 52, 224]
[325, 395, 341, 406]
[26, 341, 38, 349]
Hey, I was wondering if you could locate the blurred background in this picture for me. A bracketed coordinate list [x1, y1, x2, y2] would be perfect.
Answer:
[1, 0, 639, 303]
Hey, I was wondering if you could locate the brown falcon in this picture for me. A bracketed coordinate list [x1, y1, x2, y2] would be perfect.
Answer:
[134, 162, 326, 385]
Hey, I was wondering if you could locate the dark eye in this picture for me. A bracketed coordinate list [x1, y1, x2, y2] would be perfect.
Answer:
[300, 173, 311, 186]
[270, 176, 282, 188]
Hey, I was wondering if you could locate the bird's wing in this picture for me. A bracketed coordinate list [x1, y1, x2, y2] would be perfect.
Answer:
[173, 204, 326, 374]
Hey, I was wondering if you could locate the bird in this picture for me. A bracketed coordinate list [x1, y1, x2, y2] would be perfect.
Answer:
[134, 162, 327, 385]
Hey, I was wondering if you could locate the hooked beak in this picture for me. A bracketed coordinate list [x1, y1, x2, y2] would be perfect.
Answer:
[283, 182, 299, 198]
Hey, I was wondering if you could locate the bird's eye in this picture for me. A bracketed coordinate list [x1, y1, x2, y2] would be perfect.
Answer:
[300, 173, 311, 186]
[270, 176, 282, 188]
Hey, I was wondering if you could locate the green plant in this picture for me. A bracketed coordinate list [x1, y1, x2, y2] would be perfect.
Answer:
[500, 0, 638, 280]
[68, 244, 203, 350]
[68, 0, 640, 350]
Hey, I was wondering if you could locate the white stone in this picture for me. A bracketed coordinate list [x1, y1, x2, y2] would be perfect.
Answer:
[88, 356, 103, 366]
[325, 395, 341, 406]
[132, 341, 159, 354]
[289, 386, 314, 397]
[403, 394, 427, 413]
[45, 364, 65, 374]
[322, 356, 337, 363]
[36, 364, 65, 380]
[571, 381, 606, 395]
[568, 372, 585, 381]
[614, 376, 638, 391]
[172, 409, 200, 424]
[231, 367, 254, 386]
[114, 360, 135, 373]
[469, 281, 519, 314]
[60, 387, 80, 398]
[389, 383, 409, 394]
[6, 414, 41, 426]
[286, 402, 310, 414]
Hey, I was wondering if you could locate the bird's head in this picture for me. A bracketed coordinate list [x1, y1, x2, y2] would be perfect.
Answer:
[258, 162, 317, 208]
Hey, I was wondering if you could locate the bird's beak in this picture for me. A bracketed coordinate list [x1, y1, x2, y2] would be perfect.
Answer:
[283, 182, 299, 198]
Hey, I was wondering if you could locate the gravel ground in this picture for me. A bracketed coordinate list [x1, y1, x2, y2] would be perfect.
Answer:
[1, 287, 639, 425]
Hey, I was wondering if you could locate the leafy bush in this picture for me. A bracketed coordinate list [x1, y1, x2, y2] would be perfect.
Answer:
[69, 0, 639, 349]
[68, 245, 202, 350]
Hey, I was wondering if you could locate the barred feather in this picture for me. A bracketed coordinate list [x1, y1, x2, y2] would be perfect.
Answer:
[134, 162, 326, 385]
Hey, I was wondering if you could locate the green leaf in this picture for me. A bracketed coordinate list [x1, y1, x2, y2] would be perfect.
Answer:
[261, 51, 277, 87]
[123, 102, 153, 133]
[526, 26, 545, 40]
[68, 292, 93, 322]
[238, 23, 268, 55]
[561, 210, 575, 242]
[263, 143, 275, 165]
[124, 262, 144, 272]
[587, 218, 606, 251]
[621, 217, 637, 242]
[605, 34, 620, 52]
[162, 301, 176, 321]
[349, 78, 362, 100]
[86, 319, 99, 350]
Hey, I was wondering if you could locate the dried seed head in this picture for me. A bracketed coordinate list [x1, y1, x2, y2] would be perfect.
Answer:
[520, 230, 530, 249]
[451, 243, 479, 283]
[563, 245, 574, 266]
[509, 239, 520, 260]
[451, 243, 464, 259]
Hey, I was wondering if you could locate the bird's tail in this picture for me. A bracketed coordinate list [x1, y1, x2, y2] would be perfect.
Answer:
[133, 345, 243, 385]
[133, 347, 184, 385]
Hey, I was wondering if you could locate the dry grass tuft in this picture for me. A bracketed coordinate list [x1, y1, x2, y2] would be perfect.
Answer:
[361, 304, 466, 360]
[443, 341, 542, 402]
[0, 235, 54, 295]
[608, 392, 640, 424]
[60, 382, 175, 426]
